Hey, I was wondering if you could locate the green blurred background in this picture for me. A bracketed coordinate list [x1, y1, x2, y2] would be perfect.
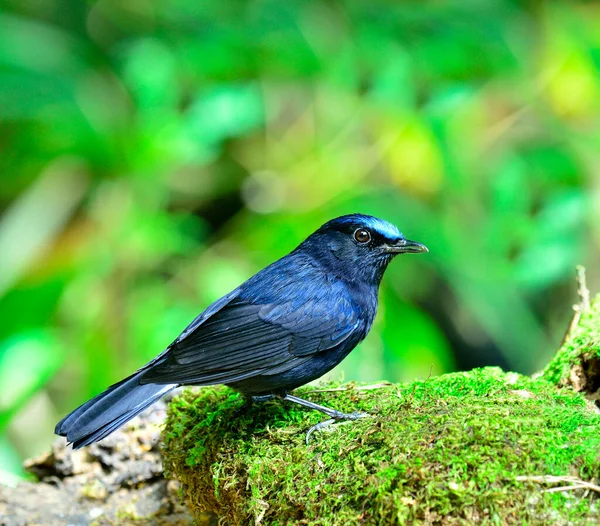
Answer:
[1, 0, 599, 483]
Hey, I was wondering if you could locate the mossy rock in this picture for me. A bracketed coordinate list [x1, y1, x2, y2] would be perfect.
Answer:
[163, 367, 600, 525]
[162, 294, 600, 524]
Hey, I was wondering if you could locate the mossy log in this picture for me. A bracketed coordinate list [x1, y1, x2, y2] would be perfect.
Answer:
[163, 296, 600, 525]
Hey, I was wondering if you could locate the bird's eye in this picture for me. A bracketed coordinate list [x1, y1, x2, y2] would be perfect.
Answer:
[353, 228, 371, 244]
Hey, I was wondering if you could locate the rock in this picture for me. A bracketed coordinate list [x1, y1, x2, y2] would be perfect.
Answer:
[0, 399, 193, 526]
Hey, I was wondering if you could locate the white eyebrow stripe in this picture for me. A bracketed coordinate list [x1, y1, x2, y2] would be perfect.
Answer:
[362, 216, 402, 240]
[326, 213, 403, 240]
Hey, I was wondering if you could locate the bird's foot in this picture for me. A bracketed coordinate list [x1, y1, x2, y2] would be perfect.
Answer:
[279, 393, 371, 444]
[305, 411, 369, 445]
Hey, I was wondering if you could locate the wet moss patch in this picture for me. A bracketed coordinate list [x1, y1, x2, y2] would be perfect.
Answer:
[163, 368, 600, 525]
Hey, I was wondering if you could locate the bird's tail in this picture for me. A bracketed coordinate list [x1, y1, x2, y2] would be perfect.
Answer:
[55, 371, 175, 449]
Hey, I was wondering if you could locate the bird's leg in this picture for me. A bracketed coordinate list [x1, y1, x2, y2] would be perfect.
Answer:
[234, 394, 275, 417]
[283, 394, 361, 419]
[281, 393, 369, 444]
[252, 394, 277, 404]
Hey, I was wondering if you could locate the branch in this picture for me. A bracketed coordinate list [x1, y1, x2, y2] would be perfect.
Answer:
[515, 475, 600, 494]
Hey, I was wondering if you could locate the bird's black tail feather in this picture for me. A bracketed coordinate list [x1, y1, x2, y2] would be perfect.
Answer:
[55, 371, 175, 449]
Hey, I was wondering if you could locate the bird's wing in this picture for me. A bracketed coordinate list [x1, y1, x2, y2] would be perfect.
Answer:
[141, 279, 360, 385]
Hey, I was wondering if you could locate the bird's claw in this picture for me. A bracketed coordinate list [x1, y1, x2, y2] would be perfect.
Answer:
[305, 418, 336, 444]
[305, 411, 370, 445]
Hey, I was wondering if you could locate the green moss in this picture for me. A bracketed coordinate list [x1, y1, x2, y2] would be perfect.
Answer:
[162, 296, 600, 524]
[163, 368, 600, 525]
[543, 294, 600, 388]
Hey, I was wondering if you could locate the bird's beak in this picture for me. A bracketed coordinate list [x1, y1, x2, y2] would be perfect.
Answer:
[384, 238, 429, 254]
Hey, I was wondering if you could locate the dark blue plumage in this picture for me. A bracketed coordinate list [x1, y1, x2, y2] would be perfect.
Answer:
[55, 214, 427, 448]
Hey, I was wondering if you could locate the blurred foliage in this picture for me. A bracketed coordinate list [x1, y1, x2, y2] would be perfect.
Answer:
[1, 0, 599, 481]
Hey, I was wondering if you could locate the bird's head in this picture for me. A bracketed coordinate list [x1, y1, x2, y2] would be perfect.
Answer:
[299, 214, 428, 285]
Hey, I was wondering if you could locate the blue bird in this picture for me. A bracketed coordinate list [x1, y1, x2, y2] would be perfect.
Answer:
[55, 214, 427, 448]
